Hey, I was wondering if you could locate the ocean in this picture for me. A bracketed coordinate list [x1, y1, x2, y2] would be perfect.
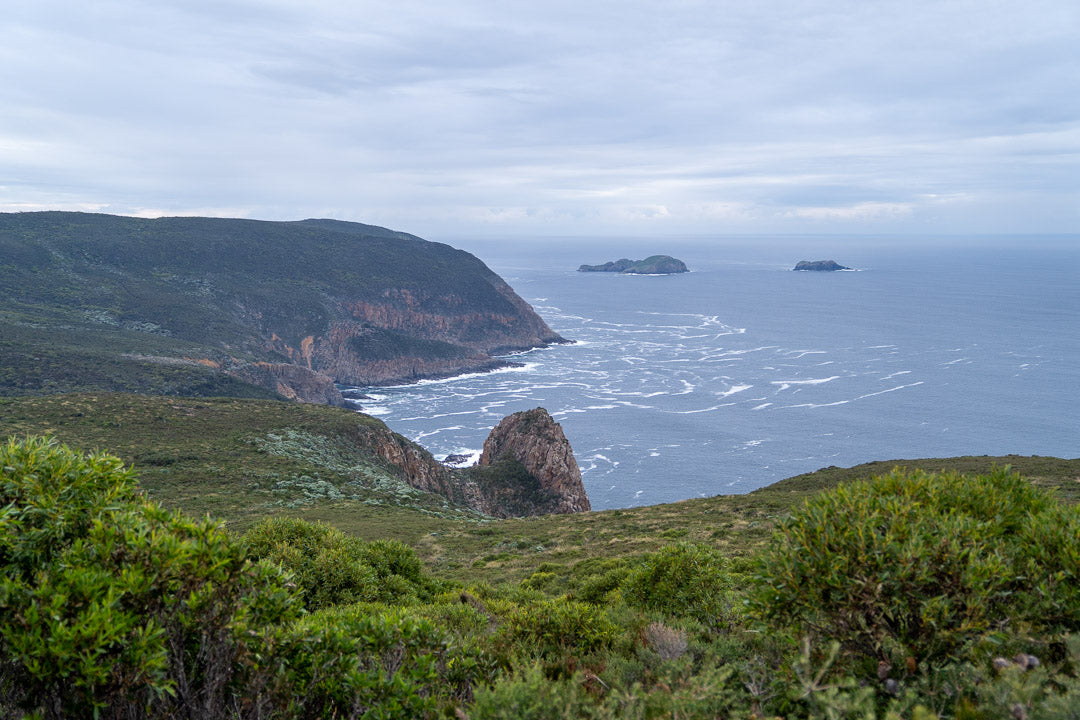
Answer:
[347, 235, 1080, 510]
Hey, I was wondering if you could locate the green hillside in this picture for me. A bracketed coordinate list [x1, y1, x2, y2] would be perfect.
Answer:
[0, 212, 564, 398]
[3, 393, 1076, 585]
[3, 402, 1080, 718]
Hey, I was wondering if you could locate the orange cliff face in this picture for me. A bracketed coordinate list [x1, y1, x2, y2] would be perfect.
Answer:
[249, 281, 566, 389]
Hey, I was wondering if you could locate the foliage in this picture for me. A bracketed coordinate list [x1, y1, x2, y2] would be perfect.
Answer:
[0, 436, 300, 718]
[753, 468, 1080, 671]
[469, 664, 596, 720]
[621, 541, 733, 627]
[260, 606, 497, 719]
[6, 432, 1080, 718]
[498, 597, 618, 671]
[243, 517, 437, 609]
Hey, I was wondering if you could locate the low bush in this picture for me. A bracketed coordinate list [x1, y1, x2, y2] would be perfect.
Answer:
[499, 597, 617, 672]
[265, 606, 497, 718]
[469, 664, 595, 720]
[620, 542, 733, 627]
[0, 436, 300, 719]
[242, 516, 436, 609]
[753, 468, 1080, 672]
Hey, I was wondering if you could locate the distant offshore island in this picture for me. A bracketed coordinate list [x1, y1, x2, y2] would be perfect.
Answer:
[578, 255, 689, 274]
[793, 259, 851, 271]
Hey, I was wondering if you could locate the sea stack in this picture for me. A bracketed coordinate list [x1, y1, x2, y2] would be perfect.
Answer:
[475, 407, 591, 515]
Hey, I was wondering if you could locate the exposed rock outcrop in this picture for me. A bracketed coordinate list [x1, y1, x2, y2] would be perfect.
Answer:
[353, 423, 460, 501]
[794, 259, 850, 272]
[349, 407, 590, 519]
[228, 362, 347, 406]
[579, 255, 689, 274]
[472, 408, 591, 516]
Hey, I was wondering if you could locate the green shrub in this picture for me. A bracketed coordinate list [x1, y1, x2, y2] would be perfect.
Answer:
[266, 606, 495, 718]
[621, 542, 732, 626]
[752, 468, 1080, 670]
[469, 664, 594, 720]
[242, 516, 435, 609]
[500, 598, 617, 666]
[566, 557, 632, 604]
[0, 436, 300, 718]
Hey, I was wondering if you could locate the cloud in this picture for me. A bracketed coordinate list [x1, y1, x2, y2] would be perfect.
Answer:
[1, 0, 1078, 236]
[782, 202, 916, 222]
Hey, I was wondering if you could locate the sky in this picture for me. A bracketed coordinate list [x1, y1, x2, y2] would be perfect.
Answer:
[2, 0, 1078, 238]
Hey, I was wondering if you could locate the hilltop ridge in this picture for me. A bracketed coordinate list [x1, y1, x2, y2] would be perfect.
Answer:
[0, 212, 566, 401]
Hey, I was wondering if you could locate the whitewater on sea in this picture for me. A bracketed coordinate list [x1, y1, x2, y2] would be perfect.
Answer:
[347, 238, 1080, 510]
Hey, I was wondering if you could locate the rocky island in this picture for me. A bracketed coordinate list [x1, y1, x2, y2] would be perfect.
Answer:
[793, 259, 851, 271]
[578, 255, 689, 274]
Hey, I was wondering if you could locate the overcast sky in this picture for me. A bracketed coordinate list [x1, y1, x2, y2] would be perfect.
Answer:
[2, 1, 1078, 238]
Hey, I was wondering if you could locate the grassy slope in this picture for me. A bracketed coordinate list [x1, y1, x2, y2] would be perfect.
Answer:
[3, 393, 1076, 587]
[0, 394, 483, 528]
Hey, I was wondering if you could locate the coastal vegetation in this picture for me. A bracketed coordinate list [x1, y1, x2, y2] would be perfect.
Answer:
[0, 212, 564, 399]
[3, 214, 1079, 716]
[3, 396, 1080, 718]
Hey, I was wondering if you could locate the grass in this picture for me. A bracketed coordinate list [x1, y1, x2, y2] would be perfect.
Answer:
[3, 392, 1076, 587]
[0, 394, 482, 527]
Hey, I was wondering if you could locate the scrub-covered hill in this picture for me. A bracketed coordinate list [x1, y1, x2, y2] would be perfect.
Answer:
[0, 212, 565, 401]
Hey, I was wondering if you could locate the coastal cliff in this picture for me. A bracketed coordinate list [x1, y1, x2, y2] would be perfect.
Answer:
[0, 212, 565, 400]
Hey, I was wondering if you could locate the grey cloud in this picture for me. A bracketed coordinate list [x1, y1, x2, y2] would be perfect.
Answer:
[0, 0, 1077, 235]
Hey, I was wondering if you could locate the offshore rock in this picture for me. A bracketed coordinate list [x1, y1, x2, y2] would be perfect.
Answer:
[473, 407, 591, 516]
[578, 255, 689, 274]
[793, 259, 850, 271]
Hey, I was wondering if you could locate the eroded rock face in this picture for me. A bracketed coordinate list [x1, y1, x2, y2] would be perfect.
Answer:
[228, 362, 347, 406]
[336, 407, 590, 519]
[354, 424, 459, 500]
[475, 407, 591, 515]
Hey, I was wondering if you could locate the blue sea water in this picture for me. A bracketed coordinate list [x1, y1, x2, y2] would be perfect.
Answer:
[349, 236, 1080, 510]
